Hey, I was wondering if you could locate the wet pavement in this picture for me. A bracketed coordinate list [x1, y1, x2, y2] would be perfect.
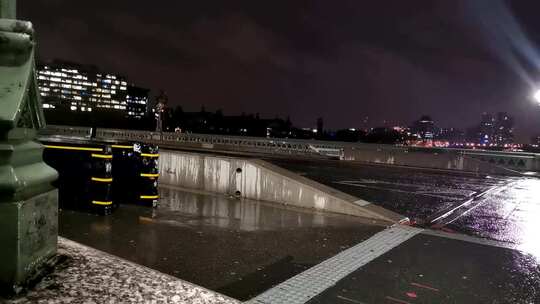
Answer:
[265, 158, 509, 223]
[306, 233, 540, 304]
[266, 158, 540, 249]
[58, 186, 388, 301]
[448, 177, 540, 258]
[4, 237, 239, 304]
[55, 156, 540, 303]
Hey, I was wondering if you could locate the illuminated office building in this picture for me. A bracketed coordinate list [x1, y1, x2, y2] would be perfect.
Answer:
[126, 86, 150, 119]
[37, 61, 148, 119]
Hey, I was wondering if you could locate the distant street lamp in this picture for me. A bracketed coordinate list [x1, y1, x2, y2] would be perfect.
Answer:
[154, 91, 168, 134]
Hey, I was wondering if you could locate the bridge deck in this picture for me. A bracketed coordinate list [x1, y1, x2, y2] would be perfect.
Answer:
[57, 186, 388, 301]
[266, 158, 540, 247]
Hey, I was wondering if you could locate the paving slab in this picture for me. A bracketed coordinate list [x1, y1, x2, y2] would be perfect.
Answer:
[57, 187, 388, 301]
[2, 237, 238, 304]
[306, 232, 540, 304]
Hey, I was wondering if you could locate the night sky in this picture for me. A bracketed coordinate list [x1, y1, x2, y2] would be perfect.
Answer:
[19, 0, 540, 142]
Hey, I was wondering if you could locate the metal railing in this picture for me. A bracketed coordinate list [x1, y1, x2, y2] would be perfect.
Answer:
[41, 125, 540, 171]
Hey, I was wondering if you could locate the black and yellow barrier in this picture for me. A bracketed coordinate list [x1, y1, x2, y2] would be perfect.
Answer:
[112, 142, 159, 207]
[40, 137, 160, 214]
[41, 139, 116, 215]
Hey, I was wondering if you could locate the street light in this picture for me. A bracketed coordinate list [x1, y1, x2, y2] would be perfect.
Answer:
[534, 89, 540, 104]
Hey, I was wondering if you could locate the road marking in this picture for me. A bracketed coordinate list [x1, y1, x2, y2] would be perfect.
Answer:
[410, 282, 440, 292]
[428, 183, 510, 226]
[385, 296, 412, 304]
[336, 295, 367, 303]
[248, 225, 423, 304]
[334, 181, 459, 200]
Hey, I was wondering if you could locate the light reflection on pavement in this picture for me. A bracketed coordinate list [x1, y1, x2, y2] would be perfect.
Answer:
[448, 178, 540, 261]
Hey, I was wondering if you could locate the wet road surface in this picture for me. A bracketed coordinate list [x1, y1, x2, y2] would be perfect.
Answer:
[59, 186, 387, 301]
[448, 178, 540, 255]
[266, 158, 540, 252]
[307, 233, 540, 304]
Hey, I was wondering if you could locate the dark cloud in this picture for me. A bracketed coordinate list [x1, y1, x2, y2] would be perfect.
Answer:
[18, 0, 540, 141]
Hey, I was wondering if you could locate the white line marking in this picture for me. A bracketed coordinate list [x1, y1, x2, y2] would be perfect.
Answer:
[336, 295, 367, 303]
[334, 181, 458, 200]
[248, 225, 423, 304]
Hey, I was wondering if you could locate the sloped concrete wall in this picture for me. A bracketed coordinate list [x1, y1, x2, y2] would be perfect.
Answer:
[159, 150, 402, 223]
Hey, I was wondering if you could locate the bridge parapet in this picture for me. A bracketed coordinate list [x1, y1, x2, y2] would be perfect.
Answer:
[42, 125, 540, 173]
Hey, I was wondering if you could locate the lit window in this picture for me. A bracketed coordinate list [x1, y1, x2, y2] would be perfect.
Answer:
[70, 106, 77, 111]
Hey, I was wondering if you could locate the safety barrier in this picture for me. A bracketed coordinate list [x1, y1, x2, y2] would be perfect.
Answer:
[42, 125, 540, 172]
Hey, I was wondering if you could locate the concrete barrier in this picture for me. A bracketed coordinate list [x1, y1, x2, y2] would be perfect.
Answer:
[343, 146, 524, 176]
[159, 150, 404, 223]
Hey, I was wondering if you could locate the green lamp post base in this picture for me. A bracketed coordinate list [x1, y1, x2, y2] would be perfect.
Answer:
[0, 1, 60, 296]
[0, 190, 58, 295]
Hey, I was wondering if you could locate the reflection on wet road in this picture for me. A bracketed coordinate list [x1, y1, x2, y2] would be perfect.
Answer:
[59, 186, 387, 301]
[449, 178, 540, 259]
[266, 158, 509, 222]
[267, 158, 540, 253]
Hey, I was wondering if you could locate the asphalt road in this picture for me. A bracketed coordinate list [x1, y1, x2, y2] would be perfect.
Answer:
[307, 233, 540, 304]
[266, 158, 540, 251]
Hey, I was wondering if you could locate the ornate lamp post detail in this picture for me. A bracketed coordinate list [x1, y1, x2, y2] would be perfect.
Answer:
[0, 0, 59, 295]
[154, 90, 168, 136]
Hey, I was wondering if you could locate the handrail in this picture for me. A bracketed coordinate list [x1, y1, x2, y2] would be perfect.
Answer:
[41, 125, 539, 163]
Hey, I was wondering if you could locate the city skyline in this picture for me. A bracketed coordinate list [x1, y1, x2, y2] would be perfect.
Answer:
[36, 57, 525, 143]
[19, 0, 540, 142]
